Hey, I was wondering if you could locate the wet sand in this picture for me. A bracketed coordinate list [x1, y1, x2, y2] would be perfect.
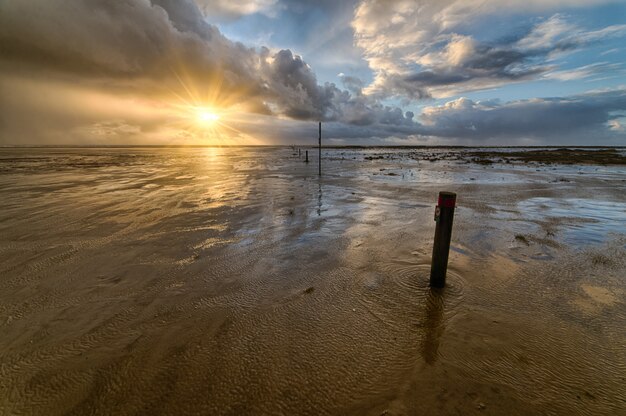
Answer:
[1, 147, 625, 415]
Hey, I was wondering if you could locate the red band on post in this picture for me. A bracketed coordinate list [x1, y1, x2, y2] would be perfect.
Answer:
[438, 194, 456, 208]
[442, 198, 455, 208]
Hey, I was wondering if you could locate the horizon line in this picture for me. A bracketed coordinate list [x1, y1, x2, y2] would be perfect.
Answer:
[2, 145, 625, 149]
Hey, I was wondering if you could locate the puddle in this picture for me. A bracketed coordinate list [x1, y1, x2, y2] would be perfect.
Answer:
[517, 198, 626, 245]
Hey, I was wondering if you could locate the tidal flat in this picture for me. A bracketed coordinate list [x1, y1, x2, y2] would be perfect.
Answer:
[1, 147, 625, 415]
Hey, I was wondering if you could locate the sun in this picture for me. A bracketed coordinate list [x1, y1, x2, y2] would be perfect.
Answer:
[197, 108, 220, 125]
[162, 67, 263, 144]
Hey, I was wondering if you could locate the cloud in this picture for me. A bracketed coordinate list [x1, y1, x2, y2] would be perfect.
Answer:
[1, 0, 624, 145]
[226, 88, 626, 145]
[517, 14, 626, 53]
[339, 74, 365, 95]
[196, 0, 348, 21]
[0, 0, 244, 79]
[543, 62, 624, 81]
[0, 0, 415, 143]
[2, 64, 624, 145]
[272, 88, 626, 144]
[195, 0, 278, 21]
[238, 88, 626, 145]
[0, 0, 328, 110]
[608, 119, 624, 131]
[352, 1, 626, 99]
[417, 89, 626, 142]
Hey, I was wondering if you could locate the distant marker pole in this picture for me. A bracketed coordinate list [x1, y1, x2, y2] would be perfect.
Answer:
[305, 150, 309, 163]
[430, 192, 457, 288]
[318, 122, 322, 176]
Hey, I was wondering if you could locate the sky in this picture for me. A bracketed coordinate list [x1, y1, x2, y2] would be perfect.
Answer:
[1, 0, 625, 146]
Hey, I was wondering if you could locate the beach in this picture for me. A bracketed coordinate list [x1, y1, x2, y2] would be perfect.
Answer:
[1, 146, 625, 415]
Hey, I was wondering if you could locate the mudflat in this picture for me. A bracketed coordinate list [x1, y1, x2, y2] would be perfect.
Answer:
[1, 147, 625, 415]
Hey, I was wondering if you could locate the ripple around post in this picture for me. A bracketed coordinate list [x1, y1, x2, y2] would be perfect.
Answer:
[350, 257, 467, 356]
[376, 258, 466, 309]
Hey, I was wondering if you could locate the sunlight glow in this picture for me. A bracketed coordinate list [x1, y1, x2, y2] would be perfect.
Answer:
[159, 66, 265, 145]
[197, 109, 220, 125]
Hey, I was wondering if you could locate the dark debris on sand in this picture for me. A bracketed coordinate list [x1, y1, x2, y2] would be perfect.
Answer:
[465, 148, 626, 165]
[363, 148, 626, 166]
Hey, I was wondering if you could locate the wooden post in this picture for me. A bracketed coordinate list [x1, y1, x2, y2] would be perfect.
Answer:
[299, 149, 301, 157]
[430, 192, 457, 288]
[305, 150, 309, 163]
[318, 122, 322, 176]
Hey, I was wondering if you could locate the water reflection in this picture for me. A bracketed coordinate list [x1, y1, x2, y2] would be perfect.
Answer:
[202, 146, 222, 162]
[317, 183, 323, 216]
[420, 287, 445, 365]
[517, 197, 626, 245]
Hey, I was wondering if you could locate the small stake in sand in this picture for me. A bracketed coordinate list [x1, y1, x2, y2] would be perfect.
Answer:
[430, 192, 457, 288]
[299, 148, 301, 157]
[305, 150, 309, 163]
[318, 122, 322, 176]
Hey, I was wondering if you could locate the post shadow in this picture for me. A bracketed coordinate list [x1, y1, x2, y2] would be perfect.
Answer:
[419, 287, 445, 365]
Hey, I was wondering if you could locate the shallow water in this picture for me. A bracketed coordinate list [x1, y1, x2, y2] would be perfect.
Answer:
[517, 197, 626, 245]
[0, 147, 625, 415]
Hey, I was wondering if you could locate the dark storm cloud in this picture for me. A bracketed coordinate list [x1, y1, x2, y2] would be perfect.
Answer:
[265, 88, 626, 144]
[0, 0, 412, 135]
[260, 51, 414, 124]
[0, 0, 246, 79]
[264, 49, 327, 119]
[405, 71, 469, 87]
[394, 44, 550, 97]
[246, 89, 626, 145]
[339, 75, 365, 95]
[418, 89, 626, 142]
